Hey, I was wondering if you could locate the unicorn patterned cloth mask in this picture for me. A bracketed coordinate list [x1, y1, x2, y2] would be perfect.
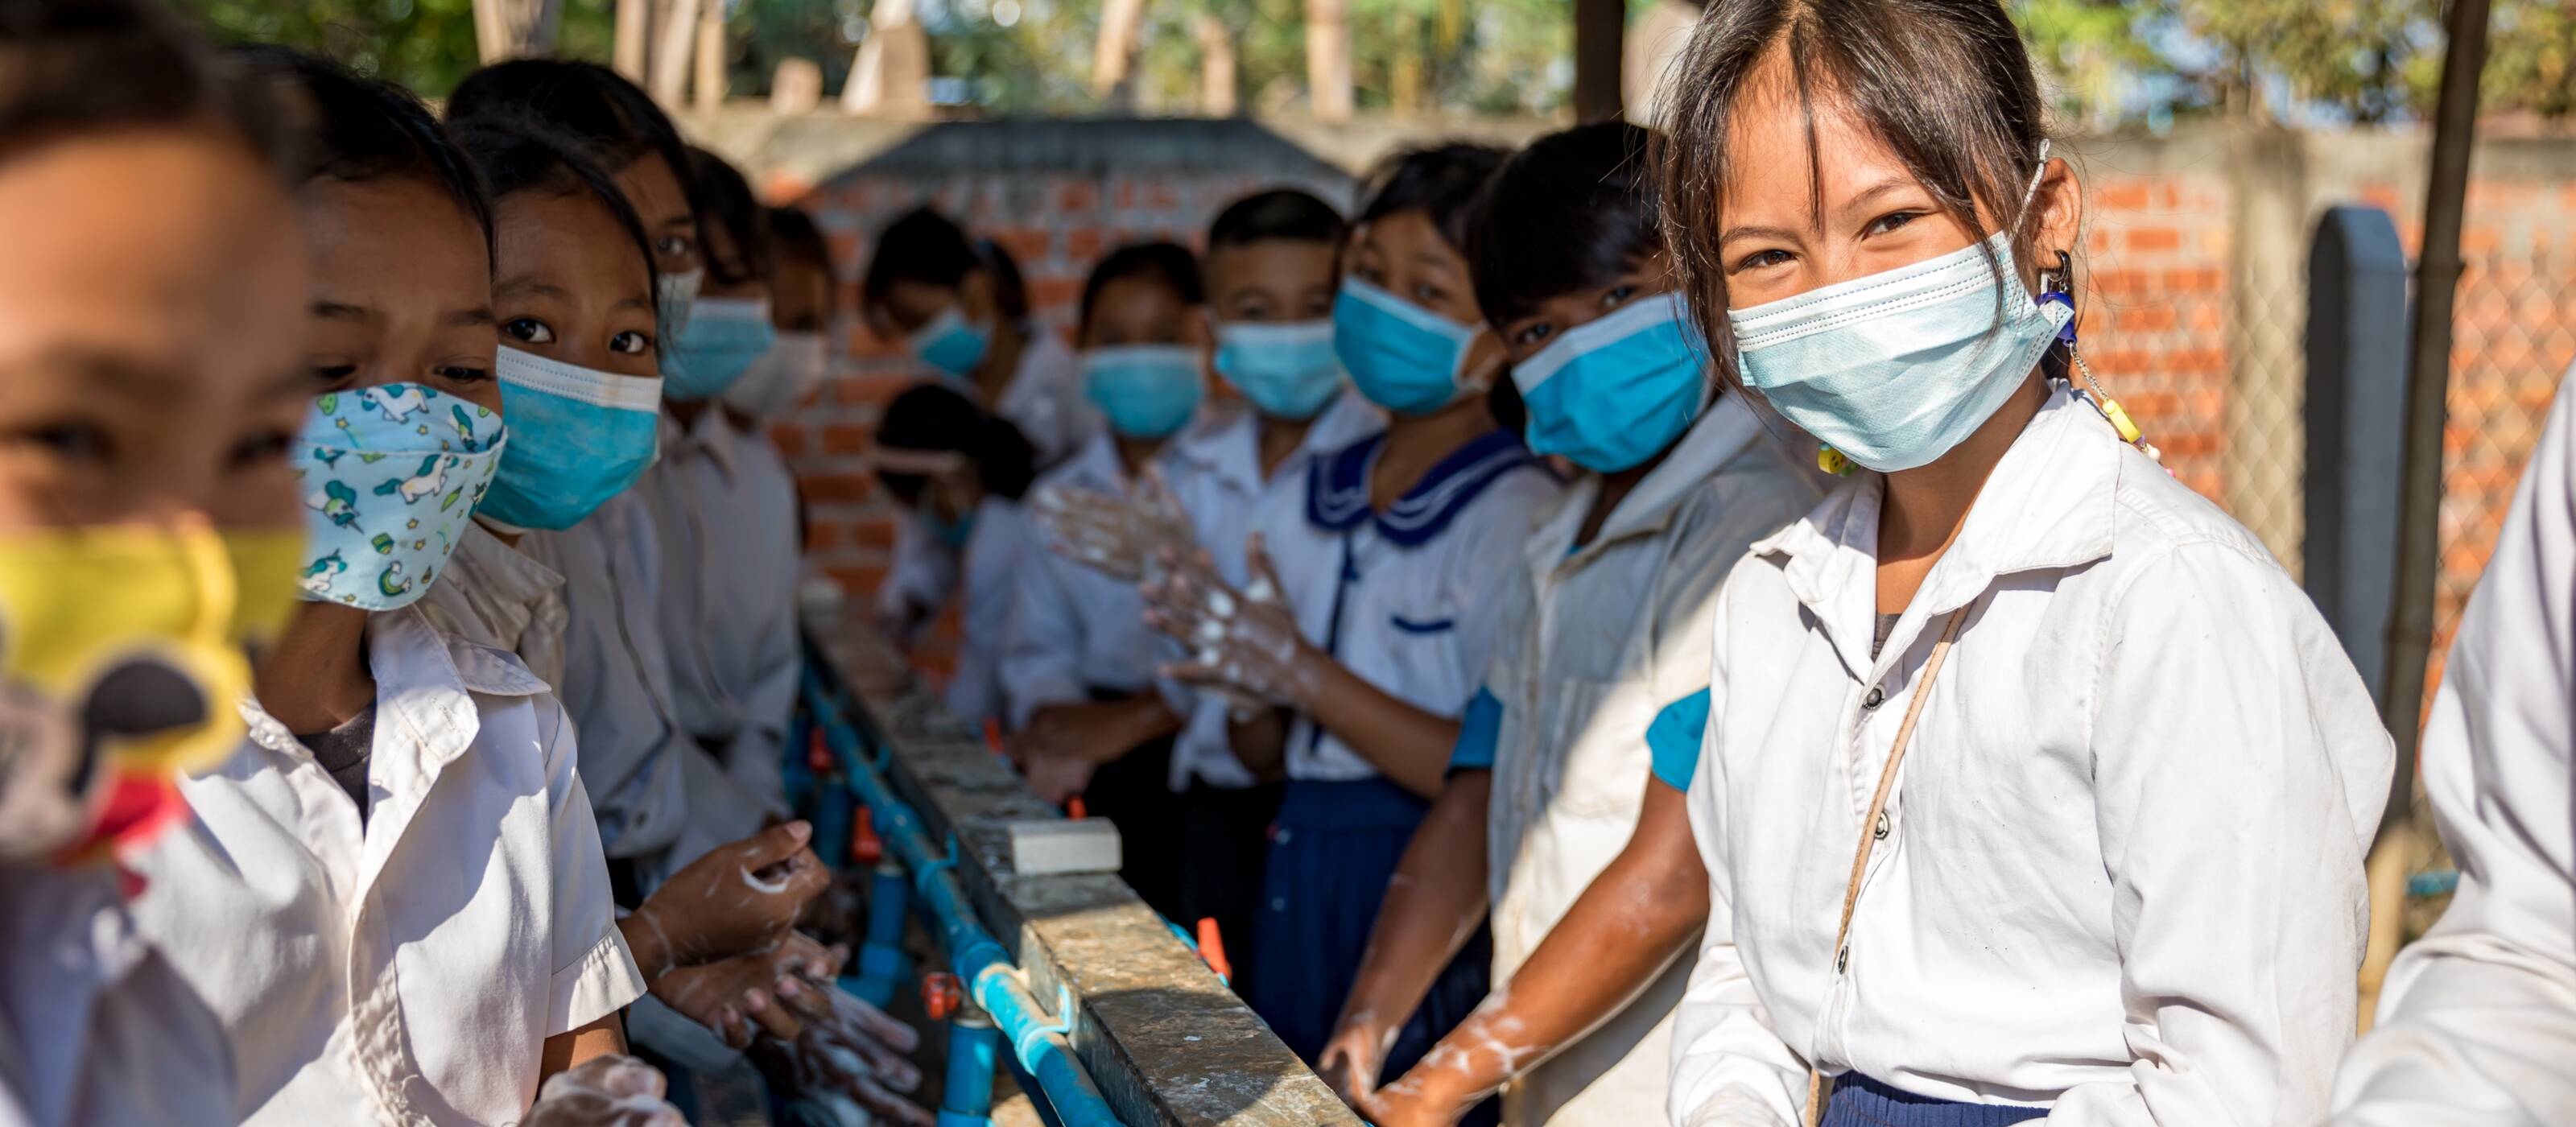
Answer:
[291, 383, 508, 610]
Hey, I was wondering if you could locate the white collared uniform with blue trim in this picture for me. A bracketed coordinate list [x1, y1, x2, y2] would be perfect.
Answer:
[1454, 394, 1822, 1126]
[130, 605, 647, 1125]
[1668, 388, 2392, 1125]
[1158, 390, 1381, 788]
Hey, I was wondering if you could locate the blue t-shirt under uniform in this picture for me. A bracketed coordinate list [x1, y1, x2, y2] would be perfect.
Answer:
[1451, 684, 1703, 792]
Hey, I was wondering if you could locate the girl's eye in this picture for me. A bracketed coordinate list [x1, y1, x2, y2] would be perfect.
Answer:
[1732, 249, 1794, 274]
[504, 318, 555, 345]
[1600, 285, 1637, 309]
[1411, 283, 1445, 305]
[310, 363, 358, 385]
[17, 421, 112, 462]
[1353, 266, 1385, 285]
[229, 429, 292, 469]
[1866, 210, 1926, 237]
[1513, 323, 1554, 347]
[610, 330, 652, 356]
[436, 365, 493, 384]
[655, 235, 693, 259]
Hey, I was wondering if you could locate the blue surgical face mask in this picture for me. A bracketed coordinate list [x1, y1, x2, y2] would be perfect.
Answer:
[908, 304, 991, 380]
[291, 383, 508, 609]
[1729, 230, 2072, 473]
[1215, 320, 1344, 420]
[1332, 278, 1485, 415]
[663, 295, 779, 402]
[657, 269, 704, 338]
[1080, 344, 1203, 440]
[922, 502, 976, 551]
[1513, 292, 1711, 473]
[477, 345, 664, 530]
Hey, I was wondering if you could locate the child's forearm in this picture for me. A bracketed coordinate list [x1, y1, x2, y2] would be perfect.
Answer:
[1298, 658, 1463, 799]
[1334, 775, 1493, 1042]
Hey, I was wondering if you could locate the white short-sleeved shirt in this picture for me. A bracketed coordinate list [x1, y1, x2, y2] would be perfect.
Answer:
[1158, 392, 1382, 789]
[642, 411, 799, 813]
[1669, 388, 2394, 1125]
[1253, 427, 1560, 782]
[1, 865, 234, 1127]
[1469, 395, 1821, 1125]
[1001, 429, 1184, 729]
[415, 519, 568, 689]
[130, 605, 647, 1126]
[2331, 365, 2576, 1126]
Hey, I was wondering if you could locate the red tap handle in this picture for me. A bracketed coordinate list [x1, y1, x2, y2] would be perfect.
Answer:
[850, 806, 882, 865]
[922, 972, 963, 1022]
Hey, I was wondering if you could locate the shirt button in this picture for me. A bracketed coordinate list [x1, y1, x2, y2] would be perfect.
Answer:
[1873, 811, 1891, 840]
[1835, 947, 1849, 974]
[1864, 685, 1885, 709]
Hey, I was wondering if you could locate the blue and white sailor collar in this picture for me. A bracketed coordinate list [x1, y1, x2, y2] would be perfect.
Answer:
[1305, 427, 1547, 547]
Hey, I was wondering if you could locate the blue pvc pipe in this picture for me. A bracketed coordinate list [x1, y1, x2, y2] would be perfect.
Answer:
[852, 861, 911, 1008]
[938, 1012, 1001, 1127]
[803, 674, 1125, 1127]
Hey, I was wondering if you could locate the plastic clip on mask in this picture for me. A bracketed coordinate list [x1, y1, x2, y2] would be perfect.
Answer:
[657, 269, 704, 338]
[478, 345, 666, 530]
[724, 329, 829, 418]
[908, 305, 991, 380]
[1728, 230, 2074, 473]
[1081, 344, 1205, 440]
[0, 523, 302, 865]
[1215, 320, 1344, 420]
[1513, 292, 1712, 473]
[663, 296, 780, 402]
[291, 384, 508, 609]
[1332, 277, 1485, 415]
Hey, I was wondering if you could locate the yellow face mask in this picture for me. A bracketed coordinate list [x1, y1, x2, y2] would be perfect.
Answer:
[0, 524, 301, 865]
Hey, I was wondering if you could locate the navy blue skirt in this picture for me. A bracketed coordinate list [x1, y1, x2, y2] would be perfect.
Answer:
[1244, 778, 1493, 1077]
[1820, 1073, 2048, 1126]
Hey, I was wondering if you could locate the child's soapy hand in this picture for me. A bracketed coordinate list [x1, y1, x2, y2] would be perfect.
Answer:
[523, 1055, 686, 1127]
[756, 984, 935, 1126]
[1144, 535, 1318, 709]
[651, 931, 847, 1047]
[1316, 1012, 1394, 1110]
[628, 820, 830, 974]
[1030, 468, 1195, 585]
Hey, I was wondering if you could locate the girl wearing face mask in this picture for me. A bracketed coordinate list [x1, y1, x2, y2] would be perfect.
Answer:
[1140, 144, 1562, 1093]
[119, 52, 694, 1125]
[869, 385, 1038, 734]
[864, 208, 1092, 645]
[1000, 242, 1212, 919]
[0, 4, 308, 1122]
[1329, 121, 1827, 1127]
[639, 147, 799, 835]
[725, 204, 836, 423]
[1656, 3, 2391, 1125]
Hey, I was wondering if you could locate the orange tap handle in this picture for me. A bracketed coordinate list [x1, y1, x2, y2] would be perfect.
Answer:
[1195, 918, 1232, 981]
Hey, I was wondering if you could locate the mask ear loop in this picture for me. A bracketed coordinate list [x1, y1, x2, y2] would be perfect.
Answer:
[2037, 250, 2162, 464]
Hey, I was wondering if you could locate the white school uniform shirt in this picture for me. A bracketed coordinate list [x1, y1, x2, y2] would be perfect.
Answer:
[129, 605, 647, 1126]
[0, 864, 234, 1127]
[1256, 427, 1560, 782]
[1475, 395, 1822, 1126]
[946, 493, 1032, 732]
[1001, 428, 1185, 729]
[1159, 391, 1382, 789]
[642, 411, 797, 814]
[2331, 365, 2576, 1126]
[1669, 388, 2393, 1126]
[414, 519, 568, 688]
[877, 330, 1098, 626]
[520, 489, 779, 881]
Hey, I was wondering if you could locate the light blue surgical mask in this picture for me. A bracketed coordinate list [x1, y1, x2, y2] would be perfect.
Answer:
[663, 295, 778, 401]
[291, 383, 507, 609]
[1215, 320, 1344, 420]
[1513, 292, 1711, 473]
[1729, 230, 2071, 473]
[1080, 344, 1203, 440]
[1332, 278, 1484, 415]
[922, 503, 976, 551]
[657, 269, 703, 338]
[477, 345, 664, 530]
[908, 305, 991, 380]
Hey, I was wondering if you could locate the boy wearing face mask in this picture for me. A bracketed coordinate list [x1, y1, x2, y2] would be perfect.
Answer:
[1029, 188, 1380, 989]
[1140, 145, 1561, 1096]
[0, 3, 308, 1122]
[1329, 122, 1825, 1127]
[1002, 242, 1213, 921]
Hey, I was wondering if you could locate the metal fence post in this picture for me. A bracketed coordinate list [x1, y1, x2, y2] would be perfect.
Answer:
[2302, 204, 2412, 701]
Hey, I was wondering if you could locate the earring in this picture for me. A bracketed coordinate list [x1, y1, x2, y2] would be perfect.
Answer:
[2043, 254, 2161, 465]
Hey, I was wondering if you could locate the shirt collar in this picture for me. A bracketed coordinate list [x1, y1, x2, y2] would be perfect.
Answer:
[1530, 392, 1769, 572]
[664, 407, 738, 477]
[1166, 408, 1265, 498]
[1056, 427, 1135, 493]
[1307, 427, 1550, 547]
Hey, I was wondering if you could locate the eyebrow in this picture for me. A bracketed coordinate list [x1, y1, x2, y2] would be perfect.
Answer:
[1840, 176, 1923, 216]
[493, 277, 570, 302]
[312, 301, 374, 323]
[1717, 224, 1805, 250]
[444, 308, 499, 329]
[614, 295, 652, 312]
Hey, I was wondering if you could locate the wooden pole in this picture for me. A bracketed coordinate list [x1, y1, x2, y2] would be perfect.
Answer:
[613, 0, 649, 80]
[649, 0, 700, 105]
[1307, 0, 1352, 124]
[2359, 0, 2491, 1030]
[1572, 0, 1624, 122]
[1195, 15, 1238, 118]
[693, 0, 726, 111]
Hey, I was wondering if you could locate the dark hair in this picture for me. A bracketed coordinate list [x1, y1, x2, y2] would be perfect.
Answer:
[1356, 142, 1509, 252]
[1079, 242, 1203, 338]
[1468, 122, 1660, 328]
[449, 118, 659, 340]
[446, 60, 699, 237]
[861, 206, 1029, 323]
[1655, 0, 2058, 386]
[687, 146, 770, 287]
[0, 0, 300, 175]
[767, 204, 835, 278]
[1208, 188, 1346, 250]
[875, 382, 1036, 504]
[233, 46, 494, 259]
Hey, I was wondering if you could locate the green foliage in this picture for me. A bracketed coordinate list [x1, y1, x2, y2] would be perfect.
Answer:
[175, 0, 619, 97]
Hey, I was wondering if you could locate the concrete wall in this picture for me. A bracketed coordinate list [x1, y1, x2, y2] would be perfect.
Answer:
[678, 109, 2576, 688]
